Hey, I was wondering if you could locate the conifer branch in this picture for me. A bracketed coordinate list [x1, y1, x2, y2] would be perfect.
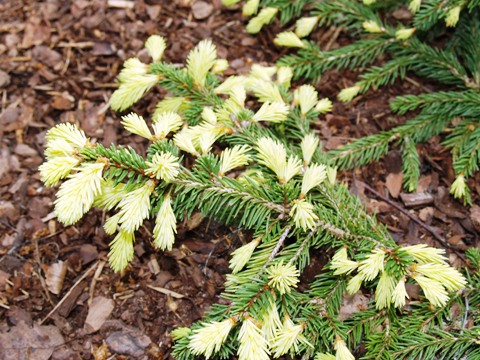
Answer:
[241, 0, 480, 200]
[41, 34, 477, 360]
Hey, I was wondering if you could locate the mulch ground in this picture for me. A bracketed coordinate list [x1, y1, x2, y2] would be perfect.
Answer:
[0, 1, 478, 359]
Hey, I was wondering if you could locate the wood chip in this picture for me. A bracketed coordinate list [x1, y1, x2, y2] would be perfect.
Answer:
[0, 70, 10, 88]
[469, 204, 480, 232]
[84, 296, 115, 334]
[400, 192, 434, 207]
[58, 281, 84, 317]
[147, 257, 160, 275]
[385, 172, 403, 198]
[418, 207, 434, 222]
[191, 1, 213, 20]
[184, 212, 204, 231]
[106, 331, 151, 357]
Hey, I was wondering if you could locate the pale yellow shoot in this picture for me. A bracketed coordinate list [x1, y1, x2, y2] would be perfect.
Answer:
[294, 85, 318, 114]
[274, 31, 306, 48]
[295, 16, 318, 38]
[54, 162, 105, 225]
[290, 199, 319, 230]
[338, 85, 361, 102]
[116, 180, 155, 233]
[152, 112, 183, 139]
[334, 338, 355, 360]
[242, 0, 259, 16]
[211, 59, 229, 74]
[145, 35, 166, 62]
[145, 152, 180, 182]
[108, 230, 135, 273]
[375, 272, 396, 309]
[39, 156, 81, 186]
[271, 317, 312, 357]
[186, 39, 217, 86]
[229, 237, 260, 273]
[276, 66, 293, 87]
[252, 102, 289, 123]
[358, 248, 385, 281]
[121, 113, 152, 139]
[301, 134, 319, 166]
[301, 164, 327, 195]
[153, 194, 177, 251]
[252, 80, 284, 103]
[315, 98, 333, 113]
[330, 247, 359, 275]
[246, 7, 278, 34]
[446, 6, 461, 27]
[188, 318, 236, 359]
[362, 20, 384, 33]
[267, 261, 300, 294]
[237, 317, 270, 360]
[219, 145, 252, 176]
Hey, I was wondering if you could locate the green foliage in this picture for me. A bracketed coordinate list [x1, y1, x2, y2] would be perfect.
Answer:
[233, 0, 480, 203]
[259, 0, 315, 24]
[40, 35, 478, 359]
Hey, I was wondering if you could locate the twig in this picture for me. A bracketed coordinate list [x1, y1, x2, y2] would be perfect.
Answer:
[361, 182, 466, 262]
[324, 26, 343, 51]
[0, 302, 10, 310]
[40, 261, 99, 325]
[146, 284, 186, 299]
[107, 0, 134, 8]
[263, 225, 292, 270]
[57, 41, 95, 48]
[461, 295, 469, 333]
[454, 295, 469, 360]
[6, 279, 29, 299]
[88, 260, 106, 306]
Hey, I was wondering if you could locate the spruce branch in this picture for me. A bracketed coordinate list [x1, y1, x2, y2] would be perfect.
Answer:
[392, 328, 480, 360]
[41, 34, 475, 360]
[401, 136, 421, 192]
[235, 0, 480, 199]
[356, 56, 414, 94]
[312, 0, 380, 28]
[391, 90, 480, 116]
[279, 37, 394, 81]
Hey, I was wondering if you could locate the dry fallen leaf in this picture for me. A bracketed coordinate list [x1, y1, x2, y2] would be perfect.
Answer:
[45, 260, 67, 295]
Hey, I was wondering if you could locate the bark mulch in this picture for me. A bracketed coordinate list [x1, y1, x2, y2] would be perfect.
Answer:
[0, 1, 478, 359]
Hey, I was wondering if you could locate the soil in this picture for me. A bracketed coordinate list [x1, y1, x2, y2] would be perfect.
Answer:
[0, 1, 478, 359]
